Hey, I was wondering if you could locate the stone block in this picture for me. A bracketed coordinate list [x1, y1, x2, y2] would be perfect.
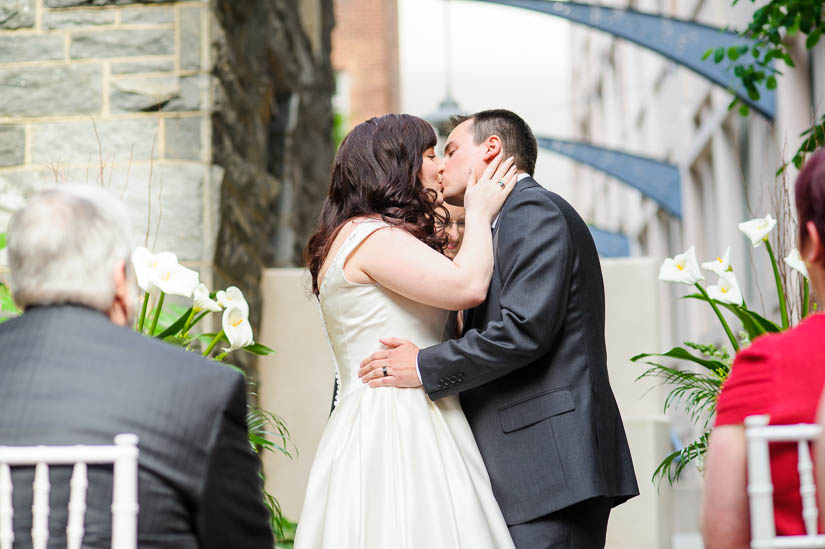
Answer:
[30, 118, 159, 164]
[179, 6, 202, 71]
[47, 0, 176, 6]
[163, 74, 204, 112]
[70, 29, 173, 59]
[0, 0, 34, 29]
[111, 59, 174, 74]
[43, 9, 116, 29]
[0, 64, 102, 117]
[164, 117, 201, 161]
[0, 125, 24, 167]
[118, 162, 205, 260]
[0, 34, 65, 63]
[110, 75, 179, 112]
[119, 6, 173, 24]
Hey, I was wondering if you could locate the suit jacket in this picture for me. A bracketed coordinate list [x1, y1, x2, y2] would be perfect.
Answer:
[418, 177, 639, 525]
[0, 305, 273, 549]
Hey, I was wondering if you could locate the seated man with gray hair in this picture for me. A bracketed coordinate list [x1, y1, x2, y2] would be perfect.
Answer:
[0, 186, 273, 549]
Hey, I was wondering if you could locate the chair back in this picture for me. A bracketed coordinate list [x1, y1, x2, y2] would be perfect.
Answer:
[0, 434, 138, 549]
[745, 414, 825, 549]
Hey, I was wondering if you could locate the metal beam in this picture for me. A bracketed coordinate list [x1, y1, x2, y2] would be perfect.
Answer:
[537, 136, 682, 218]
[589, 226, 630, 257]
[468, 0, 775, 119]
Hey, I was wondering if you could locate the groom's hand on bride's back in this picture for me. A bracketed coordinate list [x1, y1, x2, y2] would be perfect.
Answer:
[359, 338, 422, 388]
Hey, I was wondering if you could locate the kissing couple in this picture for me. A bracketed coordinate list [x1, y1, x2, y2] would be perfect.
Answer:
[294, 109, 639, 548]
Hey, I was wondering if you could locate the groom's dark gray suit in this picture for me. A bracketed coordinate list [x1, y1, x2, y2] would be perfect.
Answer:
[418, 177, 639, 542]
[0, 305, 273, 549]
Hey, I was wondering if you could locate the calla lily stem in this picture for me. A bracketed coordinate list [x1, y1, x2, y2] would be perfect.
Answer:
[803, 278, 810, 318]
[149, 291, 165, 336]
[764, 240, 789, 329]
[215, 351, 228, 361]
[137, 292, 150, 333]
[695, 283, 740, 352]
[181, 307, 197, 337]
[203, 329, 225, 357]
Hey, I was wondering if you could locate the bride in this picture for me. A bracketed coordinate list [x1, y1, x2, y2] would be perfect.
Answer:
[295, 114, 517, 548]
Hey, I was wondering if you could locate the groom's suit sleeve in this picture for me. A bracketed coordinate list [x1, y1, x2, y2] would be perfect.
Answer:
[418, 187, 573, 399]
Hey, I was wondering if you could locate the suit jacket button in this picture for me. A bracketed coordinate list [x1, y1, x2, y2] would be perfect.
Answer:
[450, 376, 457, 383]
[457, 373, 464, 381]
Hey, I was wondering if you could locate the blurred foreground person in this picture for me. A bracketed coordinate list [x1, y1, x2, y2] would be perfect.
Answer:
[0, 186, 272, 549]
[702, 150, 825, 547]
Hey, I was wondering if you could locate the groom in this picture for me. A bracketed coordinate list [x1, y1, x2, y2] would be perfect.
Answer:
[359, 109, 638, 547]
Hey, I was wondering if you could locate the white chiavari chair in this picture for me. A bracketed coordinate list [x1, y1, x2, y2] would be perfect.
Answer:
[0, 434, 138, 549]
[746, 415, 825, 549]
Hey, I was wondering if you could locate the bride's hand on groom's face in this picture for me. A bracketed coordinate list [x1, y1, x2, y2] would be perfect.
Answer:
[462, 153, 519, 223]
[359, 338, 421, 388]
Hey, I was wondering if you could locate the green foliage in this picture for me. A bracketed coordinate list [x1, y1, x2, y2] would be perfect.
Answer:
[134, 290, 295, 539]
[652, 432, 710, 485]
[711, 0, 825, 172]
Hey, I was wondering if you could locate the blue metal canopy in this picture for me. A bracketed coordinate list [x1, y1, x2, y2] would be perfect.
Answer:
[468, 0, 775, 119]
[537, 136, 682, 218]
[589, 226, 631, 257]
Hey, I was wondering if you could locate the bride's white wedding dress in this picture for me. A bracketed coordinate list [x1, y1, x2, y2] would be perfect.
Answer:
[294, 219, 514, 549]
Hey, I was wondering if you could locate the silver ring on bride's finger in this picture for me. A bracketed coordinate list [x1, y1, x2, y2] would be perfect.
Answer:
[382, 366, 388, 377]
[497, 180, 505, 189]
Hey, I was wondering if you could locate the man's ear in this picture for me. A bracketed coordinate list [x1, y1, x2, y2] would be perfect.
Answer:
[801, 221, 824, 264]
[109, 259, 131, 326]
[481, 135, 502, 162]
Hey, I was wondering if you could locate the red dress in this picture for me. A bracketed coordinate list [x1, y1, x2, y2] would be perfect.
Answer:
[715, 313, 825, 535]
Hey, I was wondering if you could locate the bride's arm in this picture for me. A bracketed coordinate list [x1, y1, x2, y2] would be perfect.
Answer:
[350, 157, 517, 311]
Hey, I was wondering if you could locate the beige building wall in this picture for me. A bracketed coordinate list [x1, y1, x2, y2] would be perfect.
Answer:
[258, 260, 671, 547]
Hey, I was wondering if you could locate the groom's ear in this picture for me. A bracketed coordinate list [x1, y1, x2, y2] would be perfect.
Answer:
[481, 135, 502, 162]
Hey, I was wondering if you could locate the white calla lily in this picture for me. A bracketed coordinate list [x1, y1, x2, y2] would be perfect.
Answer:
[707, 271, 744, 305]
[658, 246, 704, 285]
[739, 215, 777, 247]
[148, 254, 200, 297]
[131, 246, 157, 293]
[222, 305, 254, 353]
[193, 283, 222, 312]
[784, 248, 810, 279]
[216, 286, 249, 318]
[701, 247, 732, 276]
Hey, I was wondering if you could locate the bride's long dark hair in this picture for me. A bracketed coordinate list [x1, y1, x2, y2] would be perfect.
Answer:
[305, 114, 448, 296]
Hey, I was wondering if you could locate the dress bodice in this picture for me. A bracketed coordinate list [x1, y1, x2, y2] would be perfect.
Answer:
[318, 219, 450, 405]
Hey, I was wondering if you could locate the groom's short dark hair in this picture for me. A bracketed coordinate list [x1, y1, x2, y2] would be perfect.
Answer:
[449, 109, 537, 176]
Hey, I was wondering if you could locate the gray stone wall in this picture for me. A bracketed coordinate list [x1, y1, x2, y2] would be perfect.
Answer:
[0, 0, 335, 334]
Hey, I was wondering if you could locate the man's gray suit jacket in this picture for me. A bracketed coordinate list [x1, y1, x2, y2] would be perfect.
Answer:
[0, 305, 273, 548]
[418, 177, 639, 525]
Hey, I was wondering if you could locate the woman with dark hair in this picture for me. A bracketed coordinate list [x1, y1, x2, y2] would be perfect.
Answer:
[294, 114, 517, 548]
[701, 148, 825, 547]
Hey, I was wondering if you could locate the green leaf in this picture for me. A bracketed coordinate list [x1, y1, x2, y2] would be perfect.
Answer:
[702, 48, 714, 61]
[0, 233, 6, 251]
[242, 343, 275, 356]
[0, 284, 20, 315]
[631, 346, 728, 374]
[766, 75, 777, 89]
[739, 104, 750, 117]
[155, 306, 193, 339]
[683, 294, 780, 339]
[807, 30, 822, 49]
[727, 47, 741, 61]
[714, 47, 725, 63]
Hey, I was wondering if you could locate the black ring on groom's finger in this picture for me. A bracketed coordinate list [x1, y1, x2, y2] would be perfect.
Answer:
[382, 366, 388, 377]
